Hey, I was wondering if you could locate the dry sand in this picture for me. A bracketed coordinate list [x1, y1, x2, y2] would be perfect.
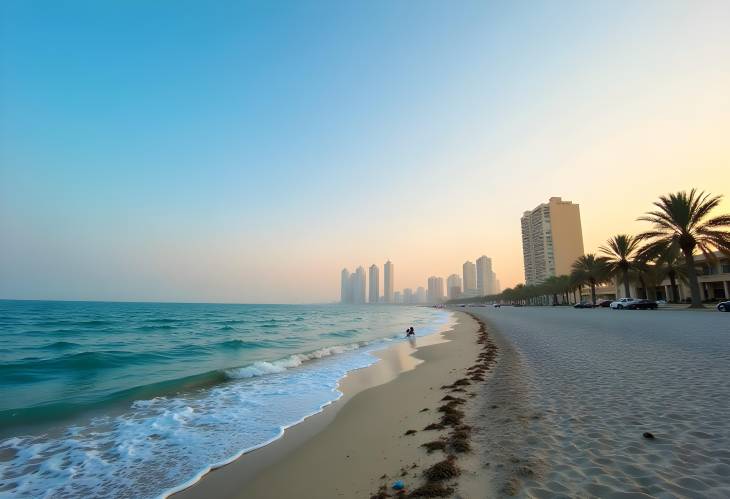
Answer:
[174, 311, 489, 499]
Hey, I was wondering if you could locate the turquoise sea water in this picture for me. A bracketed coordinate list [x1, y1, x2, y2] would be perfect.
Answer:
[0, 300, 450, 498]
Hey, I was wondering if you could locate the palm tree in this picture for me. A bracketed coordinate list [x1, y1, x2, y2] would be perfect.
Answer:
[571, 254, 610, 305]
[637, 240, 686, 303]
[600, 234, 640, 299]
[637, 189, 730, 308]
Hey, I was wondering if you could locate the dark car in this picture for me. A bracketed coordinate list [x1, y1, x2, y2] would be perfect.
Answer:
[574, 301, 594, 309]
[627, 299, 658, 310]
[718, 301, 730, 312]
[596, 299, 612, 308]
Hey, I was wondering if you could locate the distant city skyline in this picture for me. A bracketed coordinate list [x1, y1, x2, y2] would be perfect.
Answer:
[2, 2, 728, 303]
[340, 255, 501, 304]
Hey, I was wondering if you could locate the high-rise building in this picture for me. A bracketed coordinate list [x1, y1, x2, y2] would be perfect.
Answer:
[394, 291, 402, 304]
[447, 274, 462, 300]
[416, 286, 426, 304]
[368, 264, 379, 304]
[383, 260, 394, 304]
[352, 266, 367, 303]
[427, 276, 444, 303]
[341, 268, 352, 303]
[521, 197, 585, 285]
[476, 256, 498, 295]
[462, 261, 477, 294]
[403, 288, 414, 304]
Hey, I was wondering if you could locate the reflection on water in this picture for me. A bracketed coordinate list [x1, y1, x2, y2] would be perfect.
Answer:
[407, 336, 417, 348]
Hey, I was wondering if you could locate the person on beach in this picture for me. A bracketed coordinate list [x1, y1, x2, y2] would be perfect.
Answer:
[406, 326, 415, 337]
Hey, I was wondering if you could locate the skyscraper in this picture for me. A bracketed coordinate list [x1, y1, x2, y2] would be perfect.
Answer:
[368, 264, 379, 304]
[521, 197, 585, 285]
[415, 286, 426, 304]
[394, 291, 402, 304]
[462, 261, 477, 294]
[427, 276, 444, 303]
[340, 268, 351, 303]
[447, 274, 462, 300]
[352, 266, 367, 303]
[403, 288, 414, 304]
[476, 256, 495, 295]
[383, 260, 394, 304]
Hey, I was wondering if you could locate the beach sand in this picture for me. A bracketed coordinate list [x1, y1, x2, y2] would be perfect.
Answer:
[174, 311, 491, 498]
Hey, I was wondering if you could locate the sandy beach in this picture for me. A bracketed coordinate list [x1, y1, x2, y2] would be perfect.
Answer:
[174, 310, 495, 498]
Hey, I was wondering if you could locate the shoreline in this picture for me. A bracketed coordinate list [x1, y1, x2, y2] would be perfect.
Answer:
[174, 310, 487, 498]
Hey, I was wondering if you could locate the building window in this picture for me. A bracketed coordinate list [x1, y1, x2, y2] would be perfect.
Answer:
[721, 260, 730, 274]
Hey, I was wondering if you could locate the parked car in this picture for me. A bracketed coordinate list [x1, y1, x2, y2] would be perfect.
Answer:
[626, 299, 658, 310]
[574, 301, 594, 308]
[596, 299, 613, 308]
[493, 304, 501, 308]
[718, 301, 730, 312]
[655, 299, 667, 305]
[610, 298, 642, 309]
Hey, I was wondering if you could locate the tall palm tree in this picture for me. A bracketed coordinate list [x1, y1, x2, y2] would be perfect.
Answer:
[571, 254, 610, 305]
[637, 189, 730, 308]
[637, 240, 686, 303]
[600, 234, 640, 299]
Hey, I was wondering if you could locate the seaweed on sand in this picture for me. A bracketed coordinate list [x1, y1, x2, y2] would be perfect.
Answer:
[423, 456, 460, 481]
[407, 483, 454, 497]
[421, 440, 446, 453]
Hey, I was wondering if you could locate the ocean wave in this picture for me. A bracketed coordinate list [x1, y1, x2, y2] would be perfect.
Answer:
[1, 350, 167, 373]
[39, 341, 82, 350]
[322, 328, 360, 338]
[216, 339, 271, 350]
[225, 342, 365, 379]
[136, 324, 177, 331]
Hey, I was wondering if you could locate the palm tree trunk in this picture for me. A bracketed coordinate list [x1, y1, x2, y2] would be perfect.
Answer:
[590, 281, 597, 305]
[623, 270, 631, 298]
[668, 271, 678, 303]
[683, 250, 704, 308]
[638, 276, 647, 299]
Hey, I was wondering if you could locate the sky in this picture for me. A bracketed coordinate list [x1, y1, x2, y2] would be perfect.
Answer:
[1, 0, 729, 303]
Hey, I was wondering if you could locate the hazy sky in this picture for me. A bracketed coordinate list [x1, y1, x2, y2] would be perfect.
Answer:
[2, 1, 729, 303]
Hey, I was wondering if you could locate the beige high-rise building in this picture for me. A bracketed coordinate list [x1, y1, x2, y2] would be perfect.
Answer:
[446, 274, 462, 300]
[462, 261, 477, 294]
[521, 197, 585, 285]
[368, 264, 379, 304]
[383, 260, 394, 304]
[427, 276, 444, 303]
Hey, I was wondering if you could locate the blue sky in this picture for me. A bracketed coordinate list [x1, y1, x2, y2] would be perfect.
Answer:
[2, 1, 729, 302]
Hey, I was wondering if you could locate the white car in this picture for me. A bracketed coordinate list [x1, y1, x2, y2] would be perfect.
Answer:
[610, 298, 642, 309]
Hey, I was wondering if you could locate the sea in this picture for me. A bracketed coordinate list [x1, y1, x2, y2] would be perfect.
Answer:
[0, 300, 452, 498]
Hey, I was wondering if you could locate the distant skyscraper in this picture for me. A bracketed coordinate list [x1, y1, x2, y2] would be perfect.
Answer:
[521, 197, 585, 285]
[352, 266, 367, 303]
[447, 274, 462, 300]
[462, 261, 477, 294]
[384, 260, 394, 304]
[427, 276, 444, 303]
[368, 264, 379, 304]
[394, 291, 402, 304]
[403, 288, 414, 304]
[476, 256, 495, 295]
[416, 286, 426, 304]
[341, 268, 351, 303]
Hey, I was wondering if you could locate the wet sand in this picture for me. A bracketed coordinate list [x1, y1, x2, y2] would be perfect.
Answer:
[174, 311, 485, 498]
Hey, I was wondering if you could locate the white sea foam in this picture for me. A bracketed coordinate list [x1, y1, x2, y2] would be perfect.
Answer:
[225, 342, 365, 379]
